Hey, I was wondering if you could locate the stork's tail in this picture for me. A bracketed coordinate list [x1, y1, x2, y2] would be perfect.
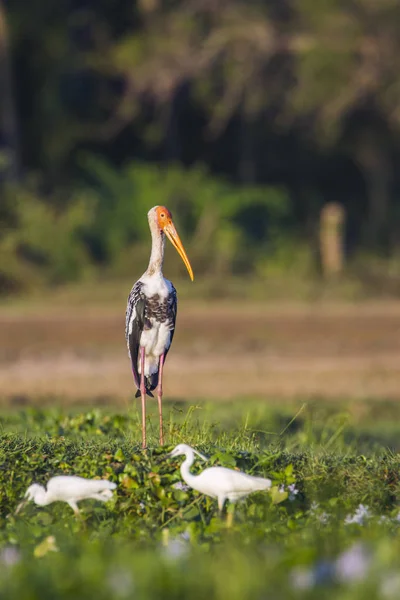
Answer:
[135, 372, 159, 398]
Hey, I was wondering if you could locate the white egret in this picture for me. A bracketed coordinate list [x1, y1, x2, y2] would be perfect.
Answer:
[15, 476, 117, 516]
[167, 444, 272, 522]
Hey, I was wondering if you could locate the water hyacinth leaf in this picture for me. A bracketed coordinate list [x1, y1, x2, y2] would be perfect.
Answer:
[123, 464, 138, 477]
[209, 451, 236, 468]
[155, 487, 166, 500]
[36, 513, 53, 526]
[120, 475, 138, 490]
[270, 486, 288, 505]
[284, 464, 294, 478]
[33, 536, 59, 558]
[205, 517, 223, 534]
[114, 449, 126, 463]
[149, 473, 161, 486]
[172, 491, 190, 502]
[182, 506, 200, 520]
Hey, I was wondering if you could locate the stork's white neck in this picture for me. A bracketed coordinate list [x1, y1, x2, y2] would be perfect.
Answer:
[145, 225, 165, 277]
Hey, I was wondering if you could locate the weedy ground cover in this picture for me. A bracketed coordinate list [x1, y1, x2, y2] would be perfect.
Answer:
[1, 400, 400, 599]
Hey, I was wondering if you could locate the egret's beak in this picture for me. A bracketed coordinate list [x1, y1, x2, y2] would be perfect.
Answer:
[193, 449, 208, 461]
[15, 499, 27, 515]
[163, 221, 194, 281]
[166, 450, 177, 460]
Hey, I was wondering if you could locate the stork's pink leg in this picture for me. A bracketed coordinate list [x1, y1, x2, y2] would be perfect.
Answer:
[140, 346, 146, 449]
[157, 353, 165, 445]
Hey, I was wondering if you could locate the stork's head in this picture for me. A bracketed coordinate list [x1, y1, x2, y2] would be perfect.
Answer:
[148, 206, 194, 281]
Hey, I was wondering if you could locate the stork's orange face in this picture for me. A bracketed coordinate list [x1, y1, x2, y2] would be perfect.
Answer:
[156, 206, 173, 228]
[156, 206, 194, 281]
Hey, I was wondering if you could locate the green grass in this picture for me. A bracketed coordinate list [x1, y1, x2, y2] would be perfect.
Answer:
[2, 400, 400, 599]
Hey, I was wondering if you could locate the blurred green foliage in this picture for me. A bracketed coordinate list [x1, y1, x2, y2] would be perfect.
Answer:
[4, 0, 400, 283]
[0, 184, 94, 291]
[0, 160, 290, 292]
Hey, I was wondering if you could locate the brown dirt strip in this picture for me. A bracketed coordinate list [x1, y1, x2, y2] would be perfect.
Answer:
[1, 301, 400, 404]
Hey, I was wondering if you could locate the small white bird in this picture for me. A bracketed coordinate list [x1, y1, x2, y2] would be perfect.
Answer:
[15, 476, 117, 516]
[168, 444, 272, 516]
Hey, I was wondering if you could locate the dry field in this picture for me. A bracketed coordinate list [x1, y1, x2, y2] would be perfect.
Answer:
[1, 296, 400, 405]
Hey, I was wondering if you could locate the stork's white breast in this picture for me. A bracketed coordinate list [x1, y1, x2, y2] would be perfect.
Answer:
[140, 320, 172, 359]
[139, 274, 174, 375]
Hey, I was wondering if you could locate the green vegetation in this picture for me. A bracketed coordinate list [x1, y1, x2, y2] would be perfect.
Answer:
[0, 163, 291, 292]
[3, 1, 400, 298]
[2, 400, 400, 599]
[2, 163, 400, 299]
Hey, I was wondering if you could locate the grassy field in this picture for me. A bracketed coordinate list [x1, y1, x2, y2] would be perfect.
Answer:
[2, 290, 400, 598]
[1, 400, 400, 599]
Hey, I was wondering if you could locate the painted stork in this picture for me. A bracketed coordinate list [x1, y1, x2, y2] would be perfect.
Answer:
[125, 206, 194, 448]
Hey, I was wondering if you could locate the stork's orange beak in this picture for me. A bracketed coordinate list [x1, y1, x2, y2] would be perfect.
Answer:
[163, 221, 194, 281]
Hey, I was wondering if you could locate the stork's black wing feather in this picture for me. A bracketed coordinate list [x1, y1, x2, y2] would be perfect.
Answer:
[125, 281, 178, 397]
[164, 284, 177, 364]
[125, 281, 145, 391]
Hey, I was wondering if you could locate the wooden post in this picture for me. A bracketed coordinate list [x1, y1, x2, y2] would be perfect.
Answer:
[319, 203, 345, 278]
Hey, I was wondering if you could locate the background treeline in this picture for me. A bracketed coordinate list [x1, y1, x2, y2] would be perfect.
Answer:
[2, 0, 400, 294]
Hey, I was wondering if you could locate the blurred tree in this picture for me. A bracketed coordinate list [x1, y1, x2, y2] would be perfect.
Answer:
[289, 0, 400, 248]
[0, 0, 20, 180]
[4, 0, 400, 269]
[91, 0, 400, 248]
[93, 1, 291, 182]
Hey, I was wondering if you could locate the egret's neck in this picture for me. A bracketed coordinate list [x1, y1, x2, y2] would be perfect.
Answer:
[145, 227, 165, 277]
[180, 450, 197, 487]
[33, 486, 49, 506]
